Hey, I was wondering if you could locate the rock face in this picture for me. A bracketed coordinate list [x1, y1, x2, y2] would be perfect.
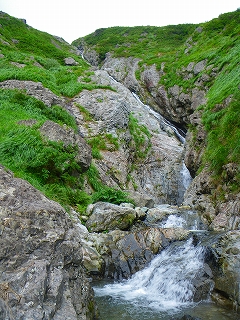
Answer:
[208, 230, 240, 311]
[0, 165, 98, 320]
[101, 55, 208, 129]
[73, 69, 186, 205]
[101, 53, 141, 93]
[0, 80, 64, 107]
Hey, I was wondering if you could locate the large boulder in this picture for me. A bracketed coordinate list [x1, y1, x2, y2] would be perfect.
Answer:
[74, 88, 130, 130]
[85, 202, 137, 232]
[64, 57, 79, 66]
[0, 165, 98, 320]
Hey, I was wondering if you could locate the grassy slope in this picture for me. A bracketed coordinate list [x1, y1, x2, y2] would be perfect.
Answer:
[74, 10, 240, 195]
[0, 12, 113, 97]
[0, 10, 239, 211]
[0, 12, 130, 212]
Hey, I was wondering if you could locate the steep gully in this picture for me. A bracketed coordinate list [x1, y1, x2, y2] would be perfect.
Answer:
[109, 71, 191, 205]
[77, 67, 239, 318]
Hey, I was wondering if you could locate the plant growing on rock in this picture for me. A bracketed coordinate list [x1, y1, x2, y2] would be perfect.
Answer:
[128, 113, 152, 160]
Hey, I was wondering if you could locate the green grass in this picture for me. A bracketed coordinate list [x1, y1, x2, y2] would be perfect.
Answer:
[0, 12, 115, 98]
[74, 9, 240, 195]
[86, 164, 133, 205]
[128, 113, 152, 160]
[0, 89, 90, 208]
[202, 91, 240, 178]
[87, 133, 119, 159]
[0, 88, 134, 210]
[73, 24, 196, 64]
[1, 9, 239, 212]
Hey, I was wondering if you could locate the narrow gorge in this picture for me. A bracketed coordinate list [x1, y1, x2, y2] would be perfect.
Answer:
[0, 9, 239, 320]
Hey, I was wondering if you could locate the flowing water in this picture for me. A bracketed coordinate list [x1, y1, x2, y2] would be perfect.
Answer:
[93, 236, 239, 319]
[92, 76, 239, 319]
[93, 213, 239, 319]
[131, 92, 186, 143]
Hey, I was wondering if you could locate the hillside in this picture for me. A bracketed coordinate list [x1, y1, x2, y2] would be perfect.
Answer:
[0, 9, 239, 218]
[0, 11, 133, 213]
[74, 10, 240, 217]
[1, 9, 240, 319]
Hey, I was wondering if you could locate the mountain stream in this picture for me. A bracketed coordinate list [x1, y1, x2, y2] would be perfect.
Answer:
[93, 221, 239, 320]
[91, 74, 238, 319]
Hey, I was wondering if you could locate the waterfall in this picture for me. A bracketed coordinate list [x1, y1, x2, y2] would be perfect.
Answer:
[181, 161, 192, 190]
[94, 238, 206, 311]
[132, 92, 186, 143]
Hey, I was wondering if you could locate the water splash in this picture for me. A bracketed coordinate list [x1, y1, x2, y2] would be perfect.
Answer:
[160, 214, 186, 228]
[94, 238, 205, 311]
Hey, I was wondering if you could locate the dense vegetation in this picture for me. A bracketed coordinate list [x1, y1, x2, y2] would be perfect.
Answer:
[74, 10, 240, 195]
[0, 12, 112, 97]
[0, 12, 132, 212]
[73, 24, 196, 63]
[0, 9, 239, 213]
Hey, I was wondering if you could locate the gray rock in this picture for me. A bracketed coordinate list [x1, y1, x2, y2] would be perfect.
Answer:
[83, 48, 100, 66]
[64, 57, 79, 66]
[74, 89, 130, 130]
[0, 80, 64, 107]
[72, 70, 185, 205]
[208, 230, 240, 310]
[85, 202, 137, 232]
[101, 53, 141, 93]
[193, 60, 207, 75]
[183, 168, 216, 221]
[0, 165, 99, 320]
[126, 191, 154, 208]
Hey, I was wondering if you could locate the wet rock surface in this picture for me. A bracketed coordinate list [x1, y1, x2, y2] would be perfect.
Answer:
[208, 230, 240, 310]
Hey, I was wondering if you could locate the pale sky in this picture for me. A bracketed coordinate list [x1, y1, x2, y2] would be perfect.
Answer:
[1, 0, 239, 43]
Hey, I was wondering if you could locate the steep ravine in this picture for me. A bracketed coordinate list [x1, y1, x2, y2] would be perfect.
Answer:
[0, 10, 240, 319]
[79, 43, 240, 231]
[72, 47, 240, 316]
[71, 68, 187, 206]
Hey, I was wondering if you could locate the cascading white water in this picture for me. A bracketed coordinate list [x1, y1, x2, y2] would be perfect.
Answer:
[181, 161, 192, 190]
[160, 214, 186, 228]
[94, 238, 205, 311]
[132, 92, 186, 143]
